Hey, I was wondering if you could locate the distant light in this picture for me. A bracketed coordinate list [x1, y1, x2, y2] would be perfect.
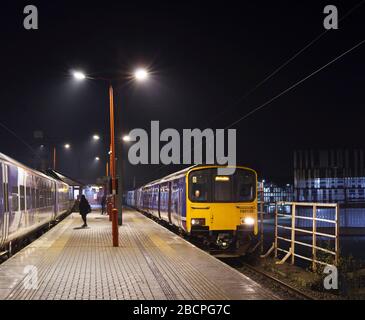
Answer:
[40, 145, 44, 149]
[134, 68, 148, 81]
[123, 135, 131, 142]
[108, 151, 112, 155]
[73, 71, 86, 80]
[64, 144, 70, 149]
[95, 157, 100, 161]
[93, 134, 100, 141]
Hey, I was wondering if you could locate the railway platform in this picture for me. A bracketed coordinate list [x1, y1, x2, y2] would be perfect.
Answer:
[0, 208, 278, 300]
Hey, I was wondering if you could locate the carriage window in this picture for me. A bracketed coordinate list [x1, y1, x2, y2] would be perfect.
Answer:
[214, 176, 231, 202]
[20, 185, 25, 210]
[0, 164, 3, 215]
[11, 186, 19, 211]
[234, 171, 255, 202]
[189, 170, 211, 202]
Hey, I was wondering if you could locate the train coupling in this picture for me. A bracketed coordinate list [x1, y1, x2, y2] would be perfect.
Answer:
[216, 233, 234, 250]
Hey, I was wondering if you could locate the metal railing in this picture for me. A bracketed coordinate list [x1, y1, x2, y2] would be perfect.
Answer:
[262, 201, 340, 271]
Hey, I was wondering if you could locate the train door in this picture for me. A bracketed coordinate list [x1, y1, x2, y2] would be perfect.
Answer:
[0, 162, 4, 248]
[188, 169, 213, 229]
[157, 186, 161, 219]
[26, 173, 35, 226]
[167, 181, 172, 224]
[54, 181, 58, 219]
[8, 164, 21, 235]
[1, 164, 9, 246]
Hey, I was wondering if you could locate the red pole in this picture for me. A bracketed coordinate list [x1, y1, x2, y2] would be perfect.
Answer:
[112, 208, 119, 247]
[109, 84, 118, 247]
[107, 200, 113, 222]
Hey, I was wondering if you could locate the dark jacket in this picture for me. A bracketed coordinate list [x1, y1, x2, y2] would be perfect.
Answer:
[79, 199, 91, 215]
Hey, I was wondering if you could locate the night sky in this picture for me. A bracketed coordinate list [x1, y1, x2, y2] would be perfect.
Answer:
[1, 0, 364, 188]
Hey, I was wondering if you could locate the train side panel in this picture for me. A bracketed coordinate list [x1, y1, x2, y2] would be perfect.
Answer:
[150, 184, 159, 218]
[159, 182, 170, 223]
[0, 154, 74, 250]
[170, 177, 186, 230]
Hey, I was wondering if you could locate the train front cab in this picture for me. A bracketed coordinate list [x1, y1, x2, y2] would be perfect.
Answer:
[185, 166, 257, 254]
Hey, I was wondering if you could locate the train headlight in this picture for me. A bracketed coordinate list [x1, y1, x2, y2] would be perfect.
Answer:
[191, 218, 205, 226]
[242, 217, 255, 225]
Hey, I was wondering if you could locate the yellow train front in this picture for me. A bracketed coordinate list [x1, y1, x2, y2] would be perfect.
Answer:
[186, 166, 258, 255]
[127, 165, 258, 256]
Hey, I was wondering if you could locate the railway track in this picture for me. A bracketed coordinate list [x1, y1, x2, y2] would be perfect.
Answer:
[237, 261, 315, 300]
[135, 208, 316, 299]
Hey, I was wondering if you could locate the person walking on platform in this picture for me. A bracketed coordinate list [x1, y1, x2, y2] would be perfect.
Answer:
[101, 194, 107, 215]
[79, 195, 91, 228]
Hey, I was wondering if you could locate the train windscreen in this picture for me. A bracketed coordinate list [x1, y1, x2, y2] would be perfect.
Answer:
[189, 168, 256, 203]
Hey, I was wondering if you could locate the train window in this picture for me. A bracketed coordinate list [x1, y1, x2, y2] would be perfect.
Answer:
[189, 170, 211, 202]
[20, 185, 25, 211]
[234, 170, 255, 202]
[0, 163, 3, 215]
[11, 186, 19, 211]
[8, 165, 19, 211]
[213, 176, 232, 202]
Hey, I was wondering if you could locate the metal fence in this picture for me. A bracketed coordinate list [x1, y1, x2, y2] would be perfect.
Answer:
[262, 201, 339, 271]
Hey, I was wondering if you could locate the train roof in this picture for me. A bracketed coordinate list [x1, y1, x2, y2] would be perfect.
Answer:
[0, 152, 72, 185]
[46, 169, 84, 186]
[141, 164, 256, 188]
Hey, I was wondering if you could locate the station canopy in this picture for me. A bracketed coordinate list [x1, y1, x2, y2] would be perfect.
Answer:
[46, 169, 84, 187]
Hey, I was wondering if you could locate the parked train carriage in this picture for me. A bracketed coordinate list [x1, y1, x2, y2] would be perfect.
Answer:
[0, 152, 73, 251]
[126, 190, 136, 208]
[129, 165, 258, 254]
[56, 181, 71, 218]
[159, 182, 170, 223]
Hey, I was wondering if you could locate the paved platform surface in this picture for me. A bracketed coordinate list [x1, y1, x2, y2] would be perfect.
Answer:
[0, 208, 278, 300]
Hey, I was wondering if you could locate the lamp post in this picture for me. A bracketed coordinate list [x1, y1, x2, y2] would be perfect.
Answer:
[52, 143, 71, 170]
[72, 68, 149, 247]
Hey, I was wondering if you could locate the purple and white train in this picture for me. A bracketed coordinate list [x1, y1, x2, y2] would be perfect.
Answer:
[0, 152, 74, 252]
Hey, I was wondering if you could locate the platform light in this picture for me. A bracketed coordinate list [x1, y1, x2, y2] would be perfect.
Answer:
[73, 71, 86, 80]
[134, 68, 149, 81]
[123, 135, 131, 142]
[93, 134, 100, 141]
[64, 144, 70, 149]
[95, 157, 100, 161]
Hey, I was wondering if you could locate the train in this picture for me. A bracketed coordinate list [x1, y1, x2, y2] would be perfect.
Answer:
[126, 165, 258, 255]
[0, 152, 74, 253]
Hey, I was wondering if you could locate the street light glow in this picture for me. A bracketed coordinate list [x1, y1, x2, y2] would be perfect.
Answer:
[73, 71, 86, 80]
[64, 144, 70, 149]
[95, 156, 100, 161]
[122, 135, 131, 142]
[93, 134, 100, 141]
[134, 68, 148, 81]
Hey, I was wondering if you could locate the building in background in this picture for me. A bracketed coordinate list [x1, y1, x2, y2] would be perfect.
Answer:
[294, 149, 365, 227]
[83, 185, 105, 209]
[259, 181, 294, 213]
